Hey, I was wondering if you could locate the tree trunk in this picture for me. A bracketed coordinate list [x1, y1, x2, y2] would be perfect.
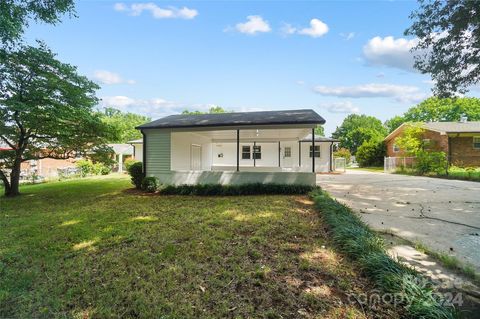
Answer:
[0, 170, 11, 196]
[3, 156, 21, 197]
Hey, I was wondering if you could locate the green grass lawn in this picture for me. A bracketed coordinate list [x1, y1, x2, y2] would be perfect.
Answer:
[0, 176, 397, 318]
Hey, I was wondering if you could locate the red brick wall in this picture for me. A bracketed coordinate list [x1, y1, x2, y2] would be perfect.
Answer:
[385, 127, 448, 157]
[21, 158, 77, 177]
[449, 136, 480, 166]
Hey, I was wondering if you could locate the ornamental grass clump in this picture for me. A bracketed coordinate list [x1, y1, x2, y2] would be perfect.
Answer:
[310, 189, 457, 319]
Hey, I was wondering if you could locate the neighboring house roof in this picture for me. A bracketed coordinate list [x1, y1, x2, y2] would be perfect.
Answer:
[423, 121, 480, 134]
[300, 134, 339, 143]
[108, 144, 134, 155]
[384, 121, 480, 141]
[137, 109, 325, 130]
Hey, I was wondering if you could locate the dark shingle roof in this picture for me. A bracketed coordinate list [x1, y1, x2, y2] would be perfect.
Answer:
[137, 109, 325, 129]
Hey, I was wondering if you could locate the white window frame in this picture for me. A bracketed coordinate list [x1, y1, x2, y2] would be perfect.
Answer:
[393, 144, 400, 153]
[284, 146, 291, 158]
[309, 145, 320, 158]
[241, 145, 251, 159]
[253, 145, 261, 160]
[473, 136, 480, 149]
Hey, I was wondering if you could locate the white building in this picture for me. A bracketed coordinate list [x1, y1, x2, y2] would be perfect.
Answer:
[135, 109, 338, 186]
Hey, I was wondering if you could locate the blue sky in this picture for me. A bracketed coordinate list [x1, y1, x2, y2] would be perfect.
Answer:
[24, 0, 476, 135]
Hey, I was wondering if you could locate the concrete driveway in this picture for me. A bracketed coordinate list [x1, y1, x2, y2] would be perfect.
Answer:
[317, 170, 480, 271]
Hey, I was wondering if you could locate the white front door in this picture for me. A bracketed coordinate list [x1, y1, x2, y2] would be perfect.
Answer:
[190, 144, 202, 170]
[282, 146, 293, 168]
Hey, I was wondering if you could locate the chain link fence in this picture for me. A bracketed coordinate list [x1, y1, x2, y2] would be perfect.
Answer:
[384, 156, 480, 181]
[333, 157, 346, 172]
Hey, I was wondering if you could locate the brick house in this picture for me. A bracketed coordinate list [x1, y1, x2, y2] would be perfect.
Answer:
[384, 121, 480, 166]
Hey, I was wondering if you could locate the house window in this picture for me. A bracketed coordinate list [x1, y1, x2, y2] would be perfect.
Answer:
[284, 147, 291, 158]
[393, 144, 400, 152]
[474, 137, 480, 149]
[242, 146, 250, 159]
[309, 145, 320, 158]
[253, 145, 261, 159]
[422, 139, 433, 149]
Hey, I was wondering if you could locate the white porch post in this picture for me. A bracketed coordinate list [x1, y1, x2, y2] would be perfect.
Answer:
[118, 153, 123, 173]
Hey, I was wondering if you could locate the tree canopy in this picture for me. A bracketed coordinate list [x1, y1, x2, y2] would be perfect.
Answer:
[99, 107, 150, 143]
[0, 43, 109, 196]
[385, 97, 480, 132]
[0, 0, 75, 45]
[406, 0, 480, 97]
[182, 106, 228, 115]
[332, 114, 387, 154]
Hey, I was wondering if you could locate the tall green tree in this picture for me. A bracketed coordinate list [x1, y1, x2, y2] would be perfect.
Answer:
[0, 43, 110, 197]
[314, 125, 325, 137]
[406, 0, 480, 97]
[384, 115, 405, 133]
[182, 106, 228, 115]
[385, 97, 480, 133]
[332, 114, 387, 154]
[100, 107, 150, 143]
[1, 0, 75, 45]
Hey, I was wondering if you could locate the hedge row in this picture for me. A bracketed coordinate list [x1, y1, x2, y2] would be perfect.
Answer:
[160, 183, 316, 196]
[310, 189, 456, 319]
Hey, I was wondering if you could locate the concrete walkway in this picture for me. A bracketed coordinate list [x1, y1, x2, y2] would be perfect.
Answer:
[317, 170, 480, 272]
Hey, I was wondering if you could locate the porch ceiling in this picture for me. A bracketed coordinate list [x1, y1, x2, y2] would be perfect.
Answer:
[186, 128, 311, 142]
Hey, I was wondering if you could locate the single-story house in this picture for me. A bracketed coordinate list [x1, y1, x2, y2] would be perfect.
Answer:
[384, 120, 480, 166]
[128, 138, 143, 162]
[108, 144, 134, 173]
[136, 109, 337, 186]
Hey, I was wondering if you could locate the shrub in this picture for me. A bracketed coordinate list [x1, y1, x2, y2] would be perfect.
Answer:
[159, 183, 316, 196]
[414, 151, 447, 175]
[124, 159, 138, 172]
[91, 162, 111, 175]
[309, 189, 455, 319]
[333, 147, 351, 164]
[356, 139, 386, 167]
[141, 177, 158, 193]
[76, 159, 93, 177]
[127, 161, 143, 189]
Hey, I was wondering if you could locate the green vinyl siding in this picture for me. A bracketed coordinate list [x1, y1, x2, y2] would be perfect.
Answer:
[146, 130, 171, 175]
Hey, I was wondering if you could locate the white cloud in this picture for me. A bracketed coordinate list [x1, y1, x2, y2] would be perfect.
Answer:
[100, 96, 183, 118]
[281, 19, 329, 38]
[114, 2, 198, 19]
[113, 3, 127, 11]
[298, 19, 329, 38]
[313, 83, 427, 103]
[93, 70, 135, 85]
[280, 23, 296, 35]
[320, 101, 360, 114]
[340, 32, 355, 40]
[363, 36, 418, 71]
[234, 15, 271, 34]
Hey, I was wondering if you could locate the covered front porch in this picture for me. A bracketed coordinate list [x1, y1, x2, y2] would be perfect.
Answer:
[170, 127, 335, 173]
[144, 125, 336, 186]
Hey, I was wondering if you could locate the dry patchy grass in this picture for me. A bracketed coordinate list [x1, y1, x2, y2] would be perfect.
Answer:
[0, 176, 397, 318]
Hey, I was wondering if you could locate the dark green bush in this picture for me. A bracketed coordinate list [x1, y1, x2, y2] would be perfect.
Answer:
[356, 139, 386, 167]
[415, 150, 448, 175]
[141, 176, 158, 193]
[127, 161, 143, 189]
[310, 189, 456, 319]
[160, 183, 316, 196]
[124, 159, 138, 172]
